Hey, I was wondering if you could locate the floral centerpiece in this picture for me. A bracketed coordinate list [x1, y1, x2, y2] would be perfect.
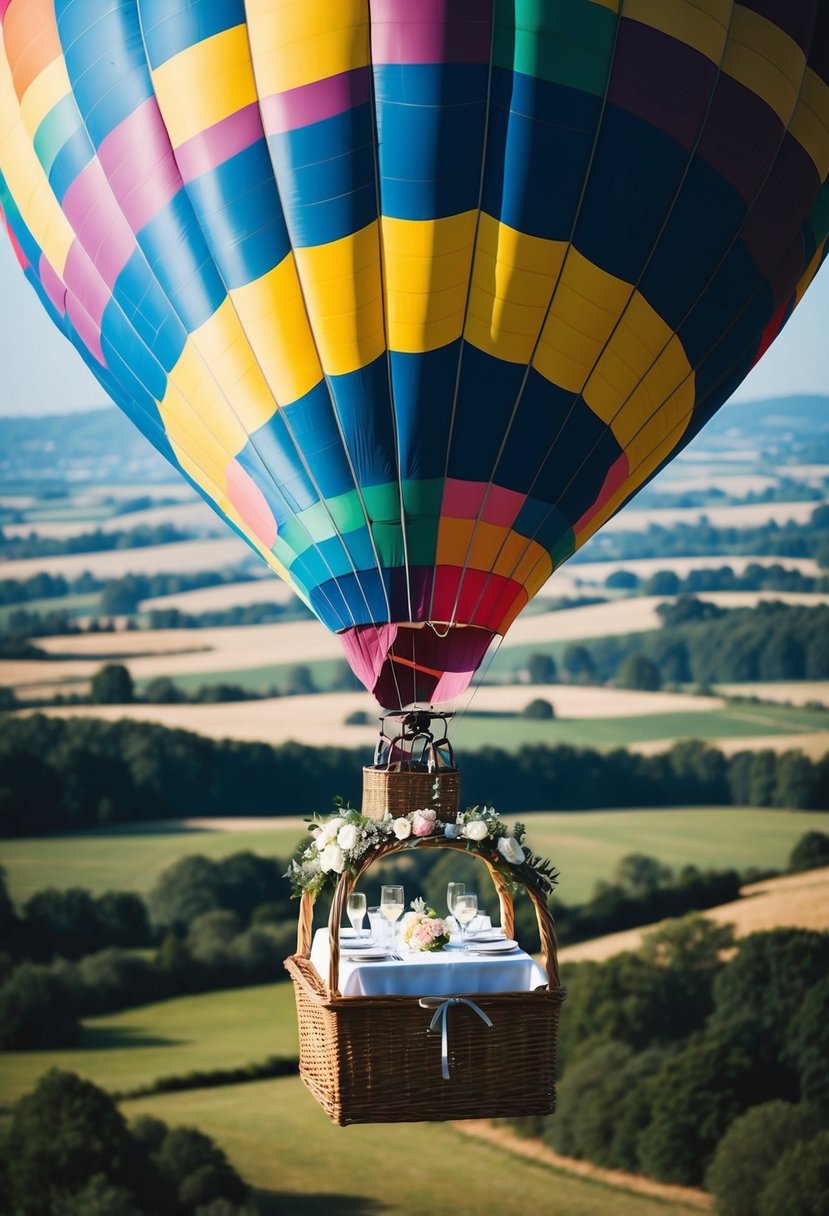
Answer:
[285, 788, 558, 901]
[399, 897, 450, 952]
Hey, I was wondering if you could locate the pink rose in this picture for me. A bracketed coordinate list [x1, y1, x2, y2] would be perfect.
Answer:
[411, 809, 436, 837]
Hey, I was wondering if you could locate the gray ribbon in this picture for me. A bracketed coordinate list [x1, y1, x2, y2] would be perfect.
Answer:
[419, 996, 494, 1080]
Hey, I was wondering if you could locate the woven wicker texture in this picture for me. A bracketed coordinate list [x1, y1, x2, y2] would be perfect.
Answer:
[285, 838, 565, 1125]
[362, 766, 460, 823]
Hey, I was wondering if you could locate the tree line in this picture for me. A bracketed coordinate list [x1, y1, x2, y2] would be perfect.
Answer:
[522, 599, 829, 688]
[0, 522, 192, 561]
[0, 568, 254, 609]
[576, 502, 829, 565]
[2, 717, 829, 839]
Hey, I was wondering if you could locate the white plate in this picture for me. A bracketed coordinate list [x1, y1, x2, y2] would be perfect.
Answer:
[468, 929, 507, 943]
[338, 934, 376, 948]
[340, 947, 390, 961]
[340, 929, 373, 941]
[466, 939, 520, 954]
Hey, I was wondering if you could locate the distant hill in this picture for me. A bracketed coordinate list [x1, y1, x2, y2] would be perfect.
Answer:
[706, 394, 829, 437]
[0, 408, 175, 487]
[2, 394, 826, 489]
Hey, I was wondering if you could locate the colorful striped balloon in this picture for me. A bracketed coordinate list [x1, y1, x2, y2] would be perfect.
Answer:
[1, 1, 827, 708]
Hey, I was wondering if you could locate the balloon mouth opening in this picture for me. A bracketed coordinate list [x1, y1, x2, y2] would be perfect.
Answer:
[338, 622, 497, 709]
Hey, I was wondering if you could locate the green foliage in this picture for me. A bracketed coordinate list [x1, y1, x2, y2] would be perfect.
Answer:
[604, 569, 639, 589]
[3, 716, 829, 840]
[789, 829, 829, 872]
[757, 1130, 829, 1216]
[611, 852, 672, 894]
[712, 930, 829, 1048]
[786, 977, 829, 1111]
[90, 664, 135, 705]
[526, 651, 558, 683]
[637, 1031, 765, 1186]
[705, 1101, 823, 1216]
[544, 1040, 666, 1170]
[0, 963, 80, 1049]
[1, 1069, 254, 1215]
[562, 643, 596, 683]
[149, 852, 292, 931]
[557, 946, 719, 1069]
[522, 697, 555, 720]
[3, 1070, 139, 1215]
[617, 653, 662, 691]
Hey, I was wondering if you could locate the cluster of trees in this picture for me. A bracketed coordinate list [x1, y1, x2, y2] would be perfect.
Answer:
[0, 523, 191, 561]
[3, 883, 150, 962]
[512, 919, 829, 1205]
[0, 854, 296, 1049]
[0, 1069, 257, 1215]
[3, 717, 829, 838]
[0, 568, 256, 612]
[577, 502, 829, 565]
[522, 599, 829, 688]
[605, 561, 829, 597]
[145, 601, 312, 629]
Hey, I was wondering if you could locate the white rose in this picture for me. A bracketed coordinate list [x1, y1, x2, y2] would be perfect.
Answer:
[319, 843, 345, 873]
[497, 836, 525, 865]
[337, 824, 360, 852]
[317, 817, 344, 846]
[462, 820, 489, 842]
[392, 817, 412, 840]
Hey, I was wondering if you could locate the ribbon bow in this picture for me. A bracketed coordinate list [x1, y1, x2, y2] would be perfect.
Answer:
[419, 996, 494, 1080]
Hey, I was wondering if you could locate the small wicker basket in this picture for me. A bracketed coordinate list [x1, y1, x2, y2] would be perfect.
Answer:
[284, 837, 565, 1126]
[362, 727, 460, 823]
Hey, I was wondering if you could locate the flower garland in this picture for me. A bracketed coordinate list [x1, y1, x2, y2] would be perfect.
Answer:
[285, 798, 558, 900]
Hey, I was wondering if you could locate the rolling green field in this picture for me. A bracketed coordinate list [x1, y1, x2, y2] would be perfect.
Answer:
[0, 593, 101, 627]
[0, 983, 297, 1105]
[5, 808, 828, 907]
[121, 1077, 702, 1216]
[451, 700, 829, 751]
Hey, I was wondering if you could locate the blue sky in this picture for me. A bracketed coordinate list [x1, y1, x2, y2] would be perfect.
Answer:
[0, 230, 826, 417]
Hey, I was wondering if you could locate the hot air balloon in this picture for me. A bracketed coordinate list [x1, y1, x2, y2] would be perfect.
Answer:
[1, 0, 827, 711]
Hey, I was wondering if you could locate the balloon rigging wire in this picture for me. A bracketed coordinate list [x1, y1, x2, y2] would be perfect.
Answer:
[426, 7, 498, 626]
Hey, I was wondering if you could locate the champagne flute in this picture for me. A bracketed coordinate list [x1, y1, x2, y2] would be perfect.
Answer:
[347, 891, 367, 940]
[454, 893, 478, 953]
[446, 882, 465, 918]
[380, 884, 405, 951]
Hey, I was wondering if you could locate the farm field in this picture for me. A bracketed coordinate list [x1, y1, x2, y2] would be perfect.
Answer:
[118, 1077, 703, 1216]
[7, 590, 829, 699]
[16, 687, 829, 754]
[0, 536, 249, 581]
[5, 808, 828, 907]
[714, 680, 829, 706]
[559, 865, 829, 964]
[599, 498, 827, 531]
[2, 499, 220, 540]
[0, 983, 298, 1106]
[140, 577, 295, 613]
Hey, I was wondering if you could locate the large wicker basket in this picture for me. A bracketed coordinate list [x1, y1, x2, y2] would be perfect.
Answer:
[284, 838, 565, 1126]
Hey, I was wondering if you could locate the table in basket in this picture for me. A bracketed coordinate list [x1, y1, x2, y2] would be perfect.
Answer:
[310, 928, 547, 997]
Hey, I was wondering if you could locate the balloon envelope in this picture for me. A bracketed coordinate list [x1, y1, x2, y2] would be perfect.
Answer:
[1, 0, 827, 707]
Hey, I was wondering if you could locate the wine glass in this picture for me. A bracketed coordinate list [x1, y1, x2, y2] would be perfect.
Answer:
[454, 892, 478, 953]
[446, 882, 465, 919]
[380, 885, 405, 950]
[347, 891, 367, 940]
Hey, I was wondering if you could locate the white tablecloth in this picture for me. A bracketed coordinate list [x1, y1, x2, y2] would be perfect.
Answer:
[310, 928, 548, 997]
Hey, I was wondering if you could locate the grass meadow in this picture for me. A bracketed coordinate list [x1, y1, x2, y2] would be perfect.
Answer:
[120, 1076, 705, 1216]
[0, 983, 298, 1105]
[5, 807, 828, 907]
